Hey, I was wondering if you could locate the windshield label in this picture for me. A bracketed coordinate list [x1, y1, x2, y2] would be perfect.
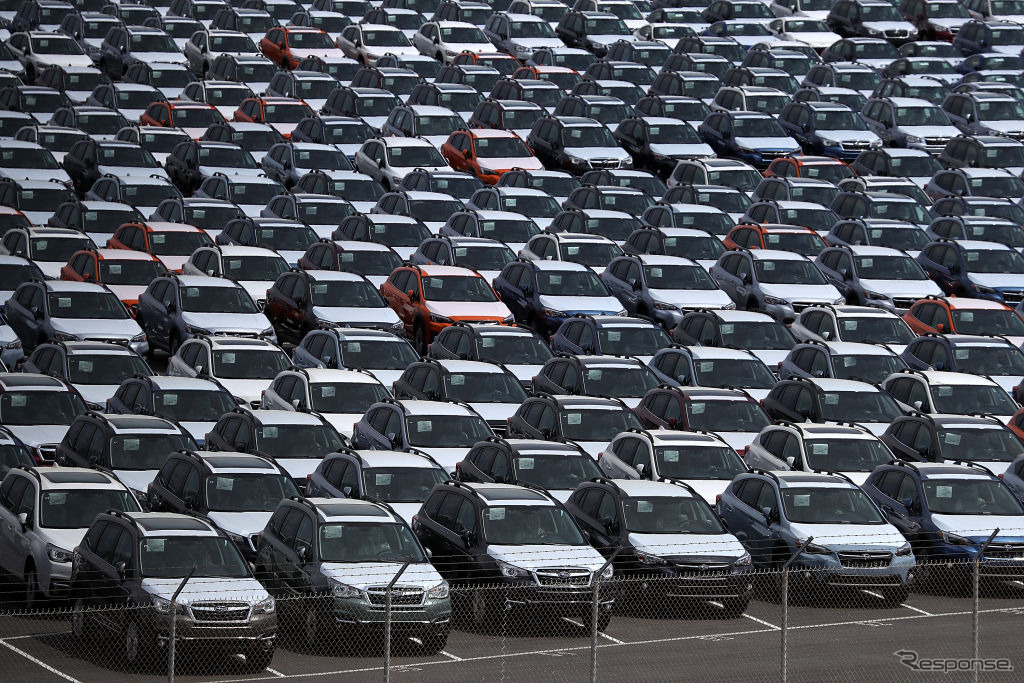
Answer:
[518, 457, 534, 470]
[793, 494, 810, 507]
[216, 476, 233, 491]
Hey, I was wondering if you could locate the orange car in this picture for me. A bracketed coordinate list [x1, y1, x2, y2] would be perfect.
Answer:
[441, 128, 543, 184]
[724, 223, 828, 257]
[452, 51, 521, 75]
[379, 264, 513, 351]
[259, 26, 344, 70]
[0, 205, 30, 233]
[512, 65, 583, 91]
[903, 296, 1024, 337]
[107, 221, 214, 273]
[233, 96, 315, 138]
[1008, 405, 1024, 439]
[140, 100, 225, 138]
[764, 155, 855, 184]
[60, 247, 167, 311]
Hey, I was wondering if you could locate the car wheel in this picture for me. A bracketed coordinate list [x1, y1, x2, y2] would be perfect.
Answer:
[720, 597, 748, 618]
[23, 565, 39, 610]
[420, 630, 448, 654]
[413, 320, 427, 355]
[243, 646, 274, 672]
[471, 586, 499, 632]
[71, 595, 89, 642]
[123, 619, 153, 670]
[880, 586, 909, 607]
[596, 609, 612, 631]
[168, 331, 181, 357]
[304, 604, 326, 647]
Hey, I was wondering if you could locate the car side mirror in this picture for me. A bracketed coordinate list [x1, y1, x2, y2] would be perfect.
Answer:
[387, 432, 401, 447]
[949, 264, 960, 275]
[785, 456, 795, 467]
[17, 512, 29, 530]
[935, 322, 945, 333]
[911, 399, 923, 410]
[119, 45, 126, 53]
[115, 561, 127, 580]
[166, 301, 177, 313]
[291, 398, 300, 409]
[840, 269, 852, 281]
[901, 497, 915, 512]
[627, 278, 641, 291]
[464, 149, 472, 159]
[184, 493, 197, 508]
[32, 307, 44, 320]
[740, 272, 752, 285]
[460, 528, 476, 546]
[297, 544, 310, 562]
[635, 462, 647, 478]
[341, 485, 353, 497]
[761, 506, 774, 523]
[522, 285, 533, 296]
[407, 288, 419, 302]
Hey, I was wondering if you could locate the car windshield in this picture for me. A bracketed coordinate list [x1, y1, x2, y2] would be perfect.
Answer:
[622, 496, 726, 534]
[931, 384, 1016, 418]
[310, 381, 389, 414]
[644, 122, 701, 145]
[830, 353, 905, 383]
[363, 29, 411, 46]
[717, 320, 796, 350]
[204, 86, 253, 106]
[839, 316, 913, 345]
[802, 438, 893, 472]
[402, 198, 460, 223]
[708, 168, 761, 192]
[183, 206, 243, 232]
[536, 270, 607, 297]
[310, 279, 386, 307]
[952, 344, 1024, 375]
[854, 254, 928, 280]
[295, 148, 352, 172]
[763, 232, 825, 257]
[977, 99, 1024, 121]
[559, 408, 643, 441]
[152, 389, 236, 422]
[444, 372, 527, 403]
[953, 308, 1024, 336]
[732, 116, 789, 138]
[779, 208, 836, 233]
[420, 275, 497, 302]
[47, 291, 128, 319]
[505, 450, 599, 489]
[439, 90, 484, 112]
[180, 285, 258, 313]
[512, 21, 559, 38]
[321, 519, 427, 560]
[971, 175, 1024, 198]
[140, 536, 250, 578]
[478, 218, 540, 242]
[819, 389, 902, 423]
[661, 234, 727, 260]
[409, 115, 458, 138]
[67, 354, 150, 385]
[136, 131, 187, 154]
[0, 147, 58, 169]
[355, 94, 401, 117]
[483, 505, 586, 545]
[255, 223, 318, 251]
[204, 473, 298, 512]
[501, 106, 544, 131]
[131, 33, 178, 52]
[748, 94, 789, 115]
[326, 178, 385, 204]
[889, 154, 942, 177]
[654, 445, 747, 479]
[598, 325, 671, 356]
[476, 333, 552, 364]
[323, 122, 375, 146]
[148, 231, 213, 256]
[814, 110, 868, 131]
[867, 226, 930, 251]
[285, 30, 333, 48]
[693, 358, 776, 389]
[257, 423, 343, 458]
[30, 235, 91, 261]
[580, 215, 641, 241]
[388, 144, 447, 167]
[18, 186, 75, 211]
[0, 390, 86, 425]
[781, 486, 885, 524]
[473, 135, 531, 158]
[456, 245, 515, 271]
[173, 107, 224, 127]
[582, 365, 659, 397]
[339, 339, 418, 369]
[923, 478, 1024, 515]
[299, 200, 355, 224]
[197, 145, 257, 168]
[406, 414, 492, 447]
[230, 128, 283, 151]
[262, 103, 313, 123]
[561, 126, 618, 148]
[553, 241, 616, 266]
[362, 467, 449, 502]
[37, 130, 88, 152]
[218, 255, 285, 282]
[98, 258, 164, 285]
[31, 36, 85, 55]
[109, 433, 196, 469]
[40, 488, 139, 529]
[753, 258, 827, 285]
[213, 349, 289, 379]
[962, 247, 1024, 274]
[685, 400, 771, 432]
[961, 221, 1024, 248]
[980, 143, 1024, 168]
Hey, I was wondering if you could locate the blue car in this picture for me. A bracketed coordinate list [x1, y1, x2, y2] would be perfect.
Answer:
[915, 239, 1024, 304]
[777, 100, 882, 161]
[492, 259, 624, 337]
[549, 314, 672, 360]
[697, 110, 801, 169]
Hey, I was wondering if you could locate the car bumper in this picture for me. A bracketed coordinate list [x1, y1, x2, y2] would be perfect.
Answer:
[499, 580, 616, 614]
[330, 596, 452, 632]
[41, 561, 72, 598]
[791, 555, 916, 588]
[622, 566, 755, 600]
[147, 612, 278, 652]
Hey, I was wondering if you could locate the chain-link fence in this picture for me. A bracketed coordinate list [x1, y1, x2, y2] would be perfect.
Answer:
[0, 536, 1020, 682]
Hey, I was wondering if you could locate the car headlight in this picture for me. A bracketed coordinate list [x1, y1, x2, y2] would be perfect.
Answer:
[734, 552, 752, 566]
[567, 156, 590, 168]
[542, 307, 566, 317]
[618, 158, 632, 168]
[129, 488, 147, 504]
[389, 321, 405, 332]
[722, 302, 737, 309]
[53, 332, 81, 342]
[184, 324, 211, 335]
[896, 542, 912, 557]
[763, 296, 789, 306]
[478, 166, 498, 175]
[130, 332, 147, 343]
[973, 285, 998, 295]
[501, 314, 515, 324]
[329, 579, 362, 599]
[152, 596, 186, 614]
[941, 531, 973, 546]
[905, 135, 924, 144]
[253, 596, 276, 614]
[260, 326, 274, 337]
[429, 313, 453, 324]
[801, 542, 831, 555]
[427, 581, 450, 599]
[819, 137, 839, 147]
[225, 531, 247, 546]
[653, 301, 678, 311]
[47, 544, 73, 563]
[869, 139, 883, 148]
[863, 290, 889, 301]
[636, 549, 667, 565]
[600, 564, 613, 580]
[496, 559, 531, 579]
[832, 297, 845, 304]
[3, 339, 20, 349]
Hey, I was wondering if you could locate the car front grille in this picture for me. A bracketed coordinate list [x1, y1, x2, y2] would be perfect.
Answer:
[1001, 290, 1024, 304]
[535, 568, 592, 586]
[983, 544, 1024, 559]
[837, 551, 893, 568]
[216, 331, 260, 338]
[189, 602, 251, 623]
[925, 137, 950, 147]
[891, 297, 917, 310]
[840, 140, 870, 151]
[884, 29, 911, 38]
[365, 586, 425, 606]
[791, 301, 822, 313]
[84, 337, 129, 346]
[757, 150, 789, 161]
[671, 556, 735, 576]
[588, 159, 620, 169]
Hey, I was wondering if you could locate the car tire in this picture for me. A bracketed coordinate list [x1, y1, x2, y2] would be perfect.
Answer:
[23, 565, 39, 610]
[471, 586, 500, 632]
[244, 646, 274, 672]
[596, 610, 612, 631]
[880, 586, 909, 607]
[413, 320, 427, 355]
[123, 619, 154, 670]
[420, 630, 448, 654]
[720, 597, 748, 618]
[71, 595, 90, 642]
[303, 603, 327, 647]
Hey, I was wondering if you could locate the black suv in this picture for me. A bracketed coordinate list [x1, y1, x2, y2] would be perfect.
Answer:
[146, 450, 299, 560]
[455, 437, 601, 496]
[413, 480, 615, 630]
[880, 414, 1024, 468]
[506, 394, 644, 457]
[70, 510, 277, 671]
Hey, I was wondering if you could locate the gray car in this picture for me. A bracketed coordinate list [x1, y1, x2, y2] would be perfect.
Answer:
[861, 96, 959, 153]
[814, 245, 942, 314]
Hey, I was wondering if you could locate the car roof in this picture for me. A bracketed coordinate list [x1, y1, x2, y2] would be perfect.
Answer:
[610, 479, 697, 499]
[399, 399, 478, 416]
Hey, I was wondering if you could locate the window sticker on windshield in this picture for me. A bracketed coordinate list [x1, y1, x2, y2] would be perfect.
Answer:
[936, 385, 952, 396]
[417, 420, 433, 432]
[636, 500, 653, 513]
[454, 247, 467, 257]
[450, 374, 465, 386]
[717, 324, 734, 336]
[347, 342, 361, 353]
[78, 360, 93, 373]
[35, 240, 47, 250]
[607, 330, 621, 341]
[48, 492, 67, 505]
[860, 258, 873, 268]
[185, 287, 199, 298]
[373, 224, 385, 234]
[375, 473, 392, 486]
[936, 485, 953, 498]
[793, 494, 810, 507]
[340, 252, 354, 262]
[766, 234, 779, 244]
[323, 525, 343, 538]
[162, 394, 178, 405]
[699, 361, 714, 373]
[587, 369, 603, 380]
[870, 230, 883, 239]
[822, 393, 839, 405]
[843, 320, 858, 330]
[10, 395, 25, 407]
[649, 267, 663, 279]
[763, 261, 775, 271]
[663, 449, 679, 462]
[966, 252, 978, 262]
[664, 237, 677, 248]
[959, 310, 975, 322]
[216, 476, 233, 491]
[954, 349, 969, 360]
[488, 507, 505, 520]
[481, 337, 494, 347]
[321, 385, 336, 398]
[145, 539, 165, 552]
[313, 284, 328, 295]
[549, 274, 562, 285]
[58, 297, 71, 308]
[518, 457, 534, 470]
[192, 209, 205, 219]
[812, 443, 828, 455]
[691, 403, 705, 414]
[566, 413, 582, 425]
[221, 352, 236, 364]
[151, 234, 165, 244]
[227, 259, 241, 269]
[566, 246, 579, 255]
[263, 426, 278, 438]
[108, 264, 122, 275]
[304, 207, 319, 217]
[843, 357, 855, 367]
[123, 438, 139, 451]
[944, 432, 961, 445]
[261, 229, 275, 239]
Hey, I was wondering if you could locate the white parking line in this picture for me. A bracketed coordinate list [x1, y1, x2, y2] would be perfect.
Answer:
[559, 617, 625, 644]
[742, 614, 781, 630]
[266, 667, 286, 677]
[0, 638, 82, 683]
[901, 604, 933, 616]
[861, 591, 884, 600]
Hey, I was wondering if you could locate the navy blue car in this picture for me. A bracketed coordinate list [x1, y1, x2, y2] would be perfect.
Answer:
[549, 314, 672, 359]
[915, 239, 1024, 304]
[697, 110, 800, 169]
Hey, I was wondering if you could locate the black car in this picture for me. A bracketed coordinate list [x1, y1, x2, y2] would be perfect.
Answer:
[555, 10, 631, 57]
[455, 437, 601, 495]
[880, 413, 1024, 467]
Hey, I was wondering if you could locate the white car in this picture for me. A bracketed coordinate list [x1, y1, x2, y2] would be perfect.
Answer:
[882, 369, 1019, 423]
[414, 21, 493, 64]
[168, 336, 289, 406]
[337, 23, 418, 66]
[261, 367, 392, 436]
[184, 29, 259, 77]
[768, 17, 842, 49]
[353, 136, 453, 190]
[745, 423, 897, 485]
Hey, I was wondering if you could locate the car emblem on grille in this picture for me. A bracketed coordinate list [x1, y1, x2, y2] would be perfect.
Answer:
[215, 606, 230, 613]
[700, 564, 709, 571]
[862, 554, 871, 559]
[557, 571, 571, 579]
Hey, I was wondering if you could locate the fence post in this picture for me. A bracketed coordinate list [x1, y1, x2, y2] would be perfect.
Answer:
[591, 549, 620, 683]
[973, 529, 998, 683]
[781, 539, 812, 683]
[168, 566, 195, 683]
[383, 559, 412, 683]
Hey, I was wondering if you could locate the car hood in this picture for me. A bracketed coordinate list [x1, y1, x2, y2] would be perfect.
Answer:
[412, 447, 471, 472]
[930, 514, 1024, 538]
[50, 317, 143, 340]
[508, 37, 564, 49]
[567, 440, 606, 458]
[787, 522, 906, 549]
[759, 283, 841, 302]
[273, 458, 325, 481]
[588, 34, 636, 48]
[817, 129, 881, 144]
[735, 136, 799, 151]
[112, 469, 159, 494]
[649, 142, 715, 158]
[424, 300, 511, 320]
[311, 305, 400, 326]
[140, 576, 269, 604]
[36, 261, 64, 279]
[899, 125, 960, 138]
[217, 378, 273, 403]
[628, 532, 745, 559]
[982, 120, 1024, 135]
[0, 167, 71, 184]
[466, 402, 519, 424]
[486, 543, 605, 571]
[156, 253, 189, 272]
[289, 48, 347, 61]
[4, 424, 68, 448]
[648, 288, 733, 308]
[749, 349, 789, 369]
[537, 294, 622, 314]
[134, 52, 187, 64]
[858, 278, 942, 298]
[206, 511, 273, 537]
[862, 21, 915, 32]
[234, 280, 271, 304]
[786, 31, 840, 47]
[668, 479, 731, 505]
[181, 311, 270, 334]
[177, 420, 215, 445]
[22, 210, 57, 224]
[197, 165, 263, 179]
[275, 250, 306, 268]
[715, 431, 758, 453]
[320, 561, 443, 589]
[37, 527, 87, 553]
[503, 363, 544, 384]
[38, 54, 94, 69]
[106, 284, 146, 304]
[317, 411, 362, 437]
[565, 146, 631, 162]
[361, 115, 389, 130]
[968, 273, 1024, 289]
[75, 383, 120, 405]
[362, 368, 403, 387]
